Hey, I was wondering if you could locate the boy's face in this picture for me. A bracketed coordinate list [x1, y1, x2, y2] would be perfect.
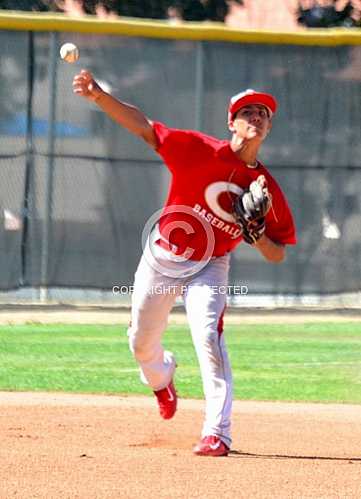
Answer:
[229, 104, 272, 142]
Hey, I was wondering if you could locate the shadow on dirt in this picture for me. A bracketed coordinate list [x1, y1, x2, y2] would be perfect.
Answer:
[229, 451, 361, 462]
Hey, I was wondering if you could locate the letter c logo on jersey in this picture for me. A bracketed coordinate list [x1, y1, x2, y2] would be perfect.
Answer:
[205, 182, 244, 223]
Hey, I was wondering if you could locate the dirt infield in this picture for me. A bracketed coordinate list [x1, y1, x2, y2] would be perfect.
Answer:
[1, 392, 361, 499]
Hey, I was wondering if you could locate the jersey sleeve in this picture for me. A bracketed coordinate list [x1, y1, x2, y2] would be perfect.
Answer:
[152, 121, 197, 173]
[265, 179, 297, 246]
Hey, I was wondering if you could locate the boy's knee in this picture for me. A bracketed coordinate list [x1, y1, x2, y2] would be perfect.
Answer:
[128, 326, 157, 363]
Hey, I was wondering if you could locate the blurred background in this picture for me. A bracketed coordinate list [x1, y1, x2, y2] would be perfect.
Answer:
[1, 0, 361, 28]
[0, 2, 360, 307]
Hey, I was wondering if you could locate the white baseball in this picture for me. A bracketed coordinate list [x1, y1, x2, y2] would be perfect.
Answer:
[60, 43, 79, 63]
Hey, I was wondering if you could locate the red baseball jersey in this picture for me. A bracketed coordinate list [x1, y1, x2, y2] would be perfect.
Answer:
[153, 121, 296, 261]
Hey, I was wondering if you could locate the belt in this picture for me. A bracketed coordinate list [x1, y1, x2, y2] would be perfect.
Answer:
[155, 238, 194, 259]
[155, 238, 179, 254]
[155, 238, 221, 261]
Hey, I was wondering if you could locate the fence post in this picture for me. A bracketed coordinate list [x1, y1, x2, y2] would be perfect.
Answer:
[194, 41, 204, 131]
[20, 31, 35, 287]
[40, 32, 59, 302]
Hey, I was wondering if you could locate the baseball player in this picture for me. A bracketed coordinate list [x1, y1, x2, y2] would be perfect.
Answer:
[73, 70, 296, 457]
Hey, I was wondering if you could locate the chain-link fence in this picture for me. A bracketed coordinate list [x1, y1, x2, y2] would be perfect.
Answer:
[0, 25, 360, 303]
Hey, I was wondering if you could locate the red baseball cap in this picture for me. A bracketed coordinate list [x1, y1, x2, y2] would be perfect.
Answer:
[227, 89, 277, 124]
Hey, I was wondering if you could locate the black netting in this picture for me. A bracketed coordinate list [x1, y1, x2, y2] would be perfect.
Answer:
[230, 166, 361, 294]
[0, 30, 360, 295]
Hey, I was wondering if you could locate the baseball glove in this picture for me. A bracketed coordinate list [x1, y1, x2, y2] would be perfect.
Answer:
[233, 175, 272, 244]
[241, 219, 266, 245]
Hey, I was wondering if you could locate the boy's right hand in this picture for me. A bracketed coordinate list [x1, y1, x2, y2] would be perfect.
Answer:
[72, 70, 103, 102]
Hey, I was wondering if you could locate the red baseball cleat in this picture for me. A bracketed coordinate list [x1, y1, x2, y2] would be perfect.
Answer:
[153, 380, 177, 419]
[193, 435, 230, 457]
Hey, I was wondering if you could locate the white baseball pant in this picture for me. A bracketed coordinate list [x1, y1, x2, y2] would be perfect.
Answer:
[127, 242, 233, 446]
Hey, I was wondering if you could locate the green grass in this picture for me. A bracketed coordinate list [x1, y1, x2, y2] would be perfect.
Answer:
[1, 323, 361, 403]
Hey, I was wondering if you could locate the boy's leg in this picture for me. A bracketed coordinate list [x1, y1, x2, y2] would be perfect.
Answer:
[183, 255, 233, 448]
[127, 252, 180, 391]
